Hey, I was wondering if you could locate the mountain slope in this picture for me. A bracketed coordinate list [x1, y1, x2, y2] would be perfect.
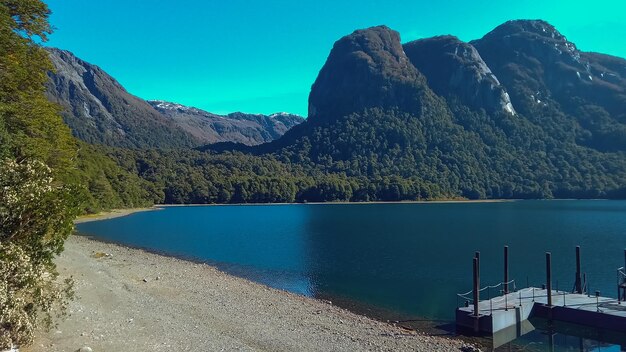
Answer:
[46, 48, 196, 148]
[148, 100, 303, 146]
[45, 49, 304, 148]
[471, 20, 626, 151]
[403, 35, 515, 115]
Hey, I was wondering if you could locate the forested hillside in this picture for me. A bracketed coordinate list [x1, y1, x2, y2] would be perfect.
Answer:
[40, 21, 626, 204]
[200, 22, 626, 201]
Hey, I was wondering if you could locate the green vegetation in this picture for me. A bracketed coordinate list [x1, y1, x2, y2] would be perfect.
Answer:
[99, 147, 450, 204]
[76, 143, 160, 213]
[108, 103, 625, 205]
[0, 0, 77, 348]
[0, 1, 155, 348]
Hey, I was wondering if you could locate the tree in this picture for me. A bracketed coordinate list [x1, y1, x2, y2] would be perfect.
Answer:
[0, 0, 80, 348]
[0, 160, 78, 349]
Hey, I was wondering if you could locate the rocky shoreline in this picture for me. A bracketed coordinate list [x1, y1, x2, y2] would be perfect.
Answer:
[23, 235, 477, 351]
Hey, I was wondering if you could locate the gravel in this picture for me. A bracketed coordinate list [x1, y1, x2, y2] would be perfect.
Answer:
[24, 235, 474, 352]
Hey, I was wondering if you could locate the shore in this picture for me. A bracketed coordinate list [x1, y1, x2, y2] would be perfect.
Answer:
[25, 235, 475, 351]
[155, 198, 513, 208]
[54, 206, 478, 351]
[74, 200, 512, 224]
[74, 207, 159, 224]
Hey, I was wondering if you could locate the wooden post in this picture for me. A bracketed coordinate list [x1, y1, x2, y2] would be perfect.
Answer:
[546, 252, 552, 307]
[575, 246, 582, 294]
[475, 251, 480, 280]
[473, 256, 480, 333]
[473, 257, 479, 317]
[504, 246, 509, 294]
[475, 251, 480, 305]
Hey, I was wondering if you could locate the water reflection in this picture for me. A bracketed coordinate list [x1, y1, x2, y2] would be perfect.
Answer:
[494, 318, 625, 351]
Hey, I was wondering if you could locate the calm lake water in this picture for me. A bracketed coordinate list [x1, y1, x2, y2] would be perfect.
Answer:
[77, 200, 626, 350]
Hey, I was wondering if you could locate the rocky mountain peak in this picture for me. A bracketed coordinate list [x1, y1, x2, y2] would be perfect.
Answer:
[488, 20, 566, 40]
[308, 25, 426, 122]
[472, 20, 582, 67]
[404, 35, 515, 115]
[149, 100, 194, 112]
[472, 19, 625, 117]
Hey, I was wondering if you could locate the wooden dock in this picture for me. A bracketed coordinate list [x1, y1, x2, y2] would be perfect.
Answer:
[455, 247, 626, 348]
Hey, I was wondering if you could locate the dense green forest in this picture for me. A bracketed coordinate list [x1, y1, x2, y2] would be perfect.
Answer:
[98, 105, 625, 206]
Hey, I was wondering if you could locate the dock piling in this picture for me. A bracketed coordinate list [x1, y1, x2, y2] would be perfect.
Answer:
[504, 246, 509, 294]
[472, 256, 480, 333]
[546, 252, 552, 307]
[575, 246, 582, 294]
[473, 257, 479, 317]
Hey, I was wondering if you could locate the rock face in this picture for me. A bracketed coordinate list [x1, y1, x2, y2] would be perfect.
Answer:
[46, 49, 303, 148]
[471, 20, 626, 119]
[46, 48, 196, 148]
[307, 26, 428, 122]
[403, 35, 515, 115]
[149, 101, 304, 146]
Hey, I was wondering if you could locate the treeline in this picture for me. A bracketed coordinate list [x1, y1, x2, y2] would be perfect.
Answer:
[98, 148, 450, 204]
[84, 100, 626, 206]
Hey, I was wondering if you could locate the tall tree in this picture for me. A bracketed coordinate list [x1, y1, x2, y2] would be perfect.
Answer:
[0, 0, 79, 348]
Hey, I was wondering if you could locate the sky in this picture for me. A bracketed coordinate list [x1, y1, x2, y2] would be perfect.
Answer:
[45, 0, 626, 116]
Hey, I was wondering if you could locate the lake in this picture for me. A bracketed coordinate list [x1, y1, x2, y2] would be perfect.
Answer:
[77, 200, 626, 350]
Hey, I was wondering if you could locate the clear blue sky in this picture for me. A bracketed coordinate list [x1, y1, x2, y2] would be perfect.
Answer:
[45, 0, 625, 116]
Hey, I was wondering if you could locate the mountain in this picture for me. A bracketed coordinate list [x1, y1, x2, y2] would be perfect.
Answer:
[307, 26, 427, 122]
[45, 49, 303, 148]
[471, 20, 626, 151]
[53, 20, 625, 204]
[45, 48, 196, 148]
[208, 21, 626, 200]
[148, 100, 303, 146]
[403, 35, 515, 115]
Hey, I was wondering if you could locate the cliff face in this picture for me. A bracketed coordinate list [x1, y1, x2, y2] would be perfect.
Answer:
[471, 20, 626, 151]
[472, 20, 626, 118]
[307, 26, 428, 122]
[403, 35, 515, 115]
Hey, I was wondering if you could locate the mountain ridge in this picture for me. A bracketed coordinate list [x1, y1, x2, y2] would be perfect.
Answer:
[45, 48, 304, 148]
[46, 48, 196, 148]
[147, 100, 304, 146]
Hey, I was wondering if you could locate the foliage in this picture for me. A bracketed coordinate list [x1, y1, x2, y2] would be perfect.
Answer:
[152, 101, 626, 204]
[0, 242, 73, 349]
[0, 160, 77, 349]
[0, 0, 77, 174]
[0, 1, 82, 348]
[75, 143, 161, 213]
